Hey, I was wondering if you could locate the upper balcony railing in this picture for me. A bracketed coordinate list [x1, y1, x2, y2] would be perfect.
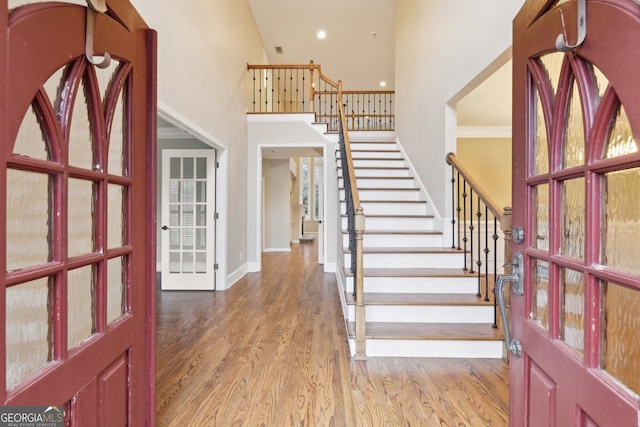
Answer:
[247, 61, 394, 132]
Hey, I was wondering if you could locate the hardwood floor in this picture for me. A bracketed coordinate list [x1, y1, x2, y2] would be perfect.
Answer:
[155, 241, 509, 426]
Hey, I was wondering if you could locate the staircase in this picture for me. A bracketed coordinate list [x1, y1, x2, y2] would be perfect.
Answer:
[336, 135, 503, 358]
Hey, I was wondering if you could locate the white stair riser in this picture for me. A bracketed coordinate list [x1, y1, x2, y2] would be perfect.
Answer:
[348, 143, 397, 151]
[341, 201, 427, 216]
[347, 305, 494, 323]
[345, 276, 479, 294]
[338, 151, 402, 159]
[340, 168, 411, 178]
[344, 252, 465, 269]
[342, 216, 435, 230]
[352, 159, 406, 168]
[340, 178, 416, 189]
[343, 233, 443, 248]
[349, 339, 503, 358]
[340, 189, 422, 201]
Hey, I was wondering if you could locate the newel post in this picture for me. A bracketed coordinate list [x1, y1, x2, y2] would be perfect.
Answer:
[354, 206, 367, 360]
[309, 60, 315, 112]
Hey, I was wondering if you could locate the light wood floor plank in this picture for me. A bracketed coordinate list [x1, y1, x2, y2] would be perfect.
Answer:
[156, 241, 509, 426]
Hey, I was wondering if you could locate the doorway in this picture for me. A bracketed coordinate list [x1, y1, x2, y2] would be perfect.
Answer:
[160, 149, 217, 290]
[261, 148, 325, 265]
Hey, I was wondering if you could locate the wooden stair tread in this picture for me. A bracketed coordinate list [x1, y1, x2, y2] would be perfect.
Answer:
[342, 229, 442, 235]
[348, 149, 401, 153]
[338, 166, 409, 170]
[343, 247, 465, 254]
[343, 176, 414, 180]
[349, 141, 396, 145]
[345, 293, 494, 306]
[340, 199, 425, 203]
[348, 155, 404, 159]
[347, 322, 503, 341]
[341, 213, 434, 219]
[345, 267, 480, 278]
[340, 187, 419, 191]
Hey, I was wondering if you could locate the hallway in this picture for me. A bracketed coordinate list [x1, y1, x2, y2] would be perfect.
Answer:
[156, 241, 509, 426]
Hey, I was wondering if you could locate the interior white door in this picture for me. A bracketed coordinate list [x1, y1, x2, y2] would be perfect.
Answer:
[161, 149, 216, 290]
[317, 169, 324, 264]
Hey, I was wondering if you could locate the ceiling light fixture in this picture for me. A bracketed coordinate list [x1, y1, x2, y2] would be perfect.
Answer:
[317, 30, 326, 40]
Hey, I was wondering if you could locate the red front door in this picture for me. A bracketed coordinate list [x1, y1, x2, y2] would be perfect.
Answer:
[511, 0, 640, 425]
[1, 2, 156, 425]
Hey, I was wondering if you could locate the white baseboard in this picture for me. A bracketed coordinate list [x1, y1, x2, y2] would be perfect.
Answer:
[263, 247, 292, 253]
[224, 264, 248, 290]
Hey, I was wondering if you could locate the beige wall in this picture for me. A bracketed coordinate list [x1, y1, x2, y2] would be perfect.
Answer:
[262, 159, 291, 251]
[131, 0, 265, 279]
[457, 138, 512, 211]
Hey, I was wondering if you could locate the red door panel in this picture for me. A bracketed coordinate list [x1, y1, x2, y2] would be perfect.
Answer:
[512, 0, 640, 425]
[1, 2, 155, 425]
[528, 362, 556, 427]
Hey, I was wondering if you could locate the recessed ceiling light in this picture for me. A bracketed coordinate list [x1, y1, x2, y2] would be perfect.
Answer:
[379, 81, 386, 87]
[317, 30, 326, 40]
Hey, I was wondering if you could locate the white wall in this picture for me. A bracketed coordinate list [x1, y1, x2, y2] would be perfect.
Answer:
[395, 0, 524, 218]
[131, 0, 265, 286]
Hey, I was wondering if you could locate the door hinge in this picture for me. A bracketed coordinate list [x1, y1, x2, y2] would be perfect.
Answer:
[214, 263, 219, 270]
[214, 212, 219, 219]
[215, 161, 220, 169]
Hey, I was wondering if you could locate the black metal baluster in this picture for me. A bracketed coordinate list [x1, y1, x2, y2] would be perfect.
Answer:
[484, 206, 490, 302]
[450, 165, 456, 248]
[475, 194, 482, 296]
[252, 69, 256, 112]
[492, 216, 499, 329]
[277, 69, 281, 112]
[367, 93, 371, 129]
[456, 171, 461, 250]
[270, 72, 274, 112]
[258, 69, 263, 111]
[462, 180, 468, 271]
[469, 189, 475, 274]
[384, 93, 388, 130]
[301, 69, 305, 111]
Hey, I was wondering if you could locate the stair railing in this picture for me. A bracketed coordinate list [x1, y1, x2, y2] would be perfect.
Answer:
[337, 81, 366, 360]
[247, 61, 394, 132]
[446, 153, 513, 332]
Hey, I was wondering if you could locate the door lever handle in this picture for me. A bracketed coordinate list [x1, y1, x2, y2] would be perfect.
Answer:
[494, 252, 524, 358]
[161, 225, 170, 230]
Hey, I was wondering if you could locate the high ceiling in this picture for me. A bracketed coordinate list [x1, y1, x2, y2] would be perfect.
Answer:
[247, 0, 511, 130]
[158, 1, 512, 144]
[247, 0, 396, 92]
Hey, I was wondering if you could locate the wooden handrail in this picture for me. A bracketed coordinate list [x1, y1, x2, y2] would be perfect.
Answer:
[339, 82, 360, 209]
[337, 80, 366, 359]
[446, 152, 507, 221]
[315, 90, 396, 95]
[247, 63, 312, 70]
[316, 64, 339, 89]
